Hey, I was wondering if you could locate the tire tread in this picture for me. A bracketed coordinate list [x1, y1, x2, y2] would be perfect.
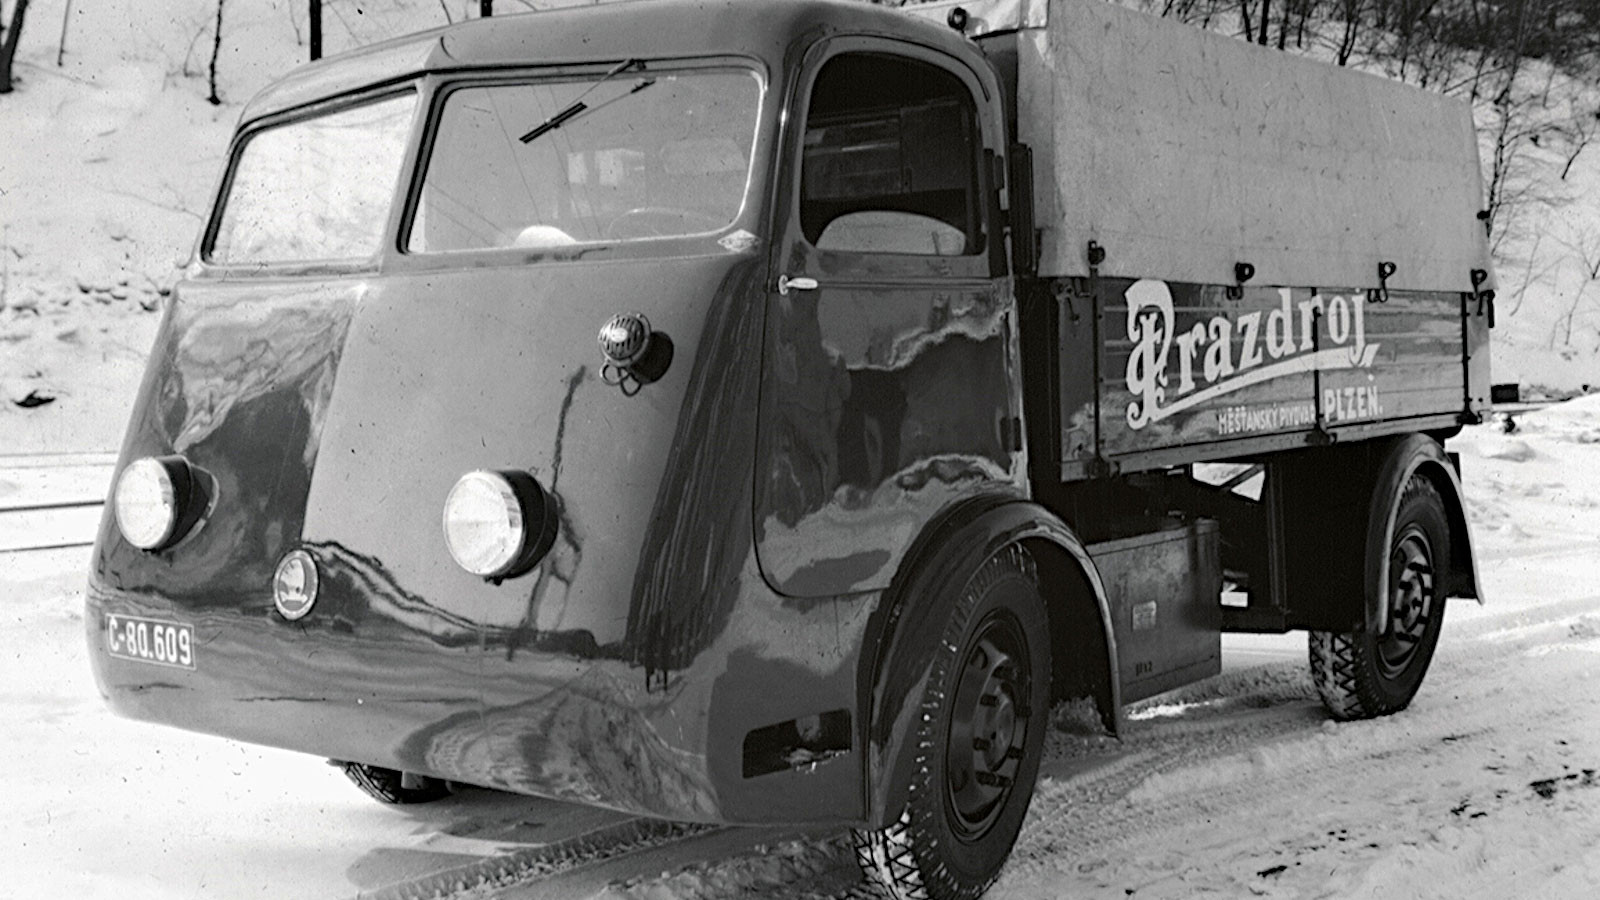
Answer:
[338, 761, 453, 805]
[853, 545, 1044, 900]
[1309, 475, 1447, 721]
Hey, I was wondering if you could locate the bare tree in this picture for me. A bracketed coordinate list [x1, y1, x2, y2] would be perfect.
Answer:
[1290, 0, 1315, 49]
[206, 0, 225, 105]
[1455, 0, 1537, 252]
[1555, 105, 1600, 181]
[1549, 225, 1600, 348]
[310, 0, 322, 62]
[1335, 0, 1365, 66]
[55, 0, 72, 66]
[1505, 231, 1562, 318]
[0, 0, 32, 94]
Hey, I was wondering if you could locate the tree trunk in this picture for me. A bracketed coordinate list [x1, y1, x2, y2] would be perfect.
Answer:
[0, 0, 34, 95]
[206, 0, 224, 105]
[309, 0, 321, 61]
[1337, 0, 1362, 66]
[55, 0, 72, 66]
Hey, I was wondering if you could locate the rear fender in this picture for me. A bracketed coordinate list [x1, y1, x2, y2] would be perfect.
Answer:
[1363, 434, 1483, 637]
[859, 495, 1120, 827]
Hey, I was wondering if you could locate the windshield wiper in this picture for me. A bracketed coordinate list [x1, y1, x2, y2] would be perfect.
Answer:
[519, 58, 655, 144]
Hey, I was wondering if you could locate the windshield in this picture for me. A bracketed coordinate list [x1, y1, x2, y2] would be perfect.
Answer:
[407, 67, 761, 252]
[209, 93, 417, 265]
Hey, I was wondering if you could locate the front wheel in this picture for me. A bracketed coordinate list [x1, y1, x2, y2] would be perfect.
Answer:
[1309, 475, 1450, 720]
[855, 545, 1050, 900]
[336, 761, 454, 805]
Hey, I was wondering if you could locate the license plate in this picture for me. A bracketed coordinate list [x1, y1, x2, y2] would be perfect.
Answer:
[105, 614, 195, 670]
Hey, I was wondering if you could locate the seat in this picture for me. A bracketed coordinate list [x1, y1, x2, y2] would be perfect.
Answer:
[814, 211, 966, 256]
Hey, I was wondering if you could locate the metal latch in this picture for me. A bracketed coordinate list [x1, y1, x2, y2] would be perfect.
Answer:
[1226, 261, 1255, 300]
[1057, 240, 1105, 322]
[1368, 261, 1396, 304]
[1470, 268, 1495, 328]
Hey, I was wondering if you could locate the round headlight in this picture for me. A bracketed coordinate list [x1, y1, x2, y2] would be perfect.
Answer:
[443, 470, 552, 579]
[115, 457, 186, 550]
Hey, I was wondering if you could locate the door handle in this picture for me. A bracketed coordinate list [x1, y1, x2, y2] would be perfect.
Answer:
[777, 275, 819, 296]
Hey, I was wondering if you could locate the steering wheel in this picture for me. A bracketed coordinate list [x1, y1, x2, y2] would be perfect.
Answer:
[604, 207, 723, 240]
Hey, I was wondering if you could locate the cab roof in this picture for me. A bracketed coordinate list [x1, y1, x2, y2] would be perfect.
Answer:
[240, 0, 972, 124]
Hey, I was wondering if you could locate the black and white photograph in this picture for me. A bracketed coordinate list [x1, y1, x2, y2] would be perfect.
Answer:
[3, 1, 1598, 897]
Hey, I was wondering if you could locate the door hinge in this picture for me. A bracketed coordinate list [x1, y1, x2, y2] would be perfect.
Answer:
[999, 415, 1024, 453]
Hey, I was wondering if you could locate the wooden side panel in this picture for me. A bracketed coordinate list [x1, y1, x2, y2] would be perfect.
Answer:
[1328, 289, 1462, 424]
[1089, 278, 1467, 462]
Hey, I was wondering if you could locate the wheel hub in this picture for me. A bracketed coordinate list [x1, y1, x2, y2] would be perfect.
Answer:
[1380, 526, 1435, 676]
[946, 612, 1031, 840]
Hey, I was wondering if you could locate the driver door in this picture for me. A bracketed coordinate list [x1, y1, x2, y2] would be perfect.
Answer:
[754, 40, 1024, 599]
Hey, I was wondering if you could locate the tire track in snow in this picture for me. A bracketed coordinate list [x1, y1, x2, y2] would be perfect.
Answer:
[458, 543, 1600, 900]
[652, 680, 1334, 900]
[372, 818, 721, 900]
[652, 589, 1600, 900]
[992, 599, 1600, 897]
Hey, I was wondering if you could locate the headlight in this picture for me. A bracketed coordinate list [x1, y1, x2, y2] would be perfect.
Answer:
[442, 470, 554, 580]
[114, 456, 200, 551]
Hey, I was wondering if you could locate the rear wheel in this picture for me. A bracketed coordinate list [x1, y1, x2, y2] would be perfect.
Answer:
[1310, 475, 1450, 720]
[855, 545, 1050, 900]
[337, 761, 454, 805]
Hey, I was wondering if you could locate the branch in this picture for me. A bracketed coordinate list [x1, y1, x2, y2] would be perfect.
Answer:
[101, 185, 206, 223]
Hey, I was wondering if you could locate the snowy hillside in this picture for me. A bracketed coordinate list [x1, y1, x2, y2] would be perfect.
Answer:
[0, 0, 480, 452]
[3, 0, 1599, 452]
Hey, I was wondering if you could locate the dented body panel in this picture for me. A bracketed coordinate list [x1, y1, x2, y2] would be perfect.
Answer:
[88, 255, 876, 823]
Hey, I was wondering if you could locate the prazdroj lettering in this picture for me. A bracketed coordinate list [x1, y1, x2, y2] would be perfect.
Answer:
[1124, 280, 1380, 431]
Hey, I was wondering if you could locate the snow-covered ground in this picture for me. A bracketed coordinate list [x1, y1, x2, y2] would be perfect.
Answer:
[4, 0, 1600, 897]
[6, 404, 1600, 899]
[989, 403, 1600, 899]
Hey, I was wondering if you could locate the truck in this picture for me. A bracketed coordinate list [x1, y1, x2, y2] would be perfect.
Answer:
[85, 0, 1493, 897]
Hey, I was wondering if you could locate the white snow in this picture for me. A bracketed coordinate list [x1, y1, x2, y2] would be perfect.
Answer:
[4, 0, 1600, 897]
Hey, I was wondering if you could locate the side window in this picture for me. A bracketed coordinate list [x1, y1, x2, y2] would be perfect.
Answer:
[801, 53, 984, 257]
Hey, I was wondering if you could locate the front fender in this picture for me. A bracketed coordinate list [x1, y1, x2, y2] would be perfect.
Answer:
[859, 495, 1119, 827]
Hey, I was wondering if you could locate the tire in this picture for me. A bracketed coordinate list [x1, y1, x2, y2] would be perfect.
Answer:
[1309, 474, 1450, 720]
[337, 761, 454, 805]
[854, 545, 1051, 900]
